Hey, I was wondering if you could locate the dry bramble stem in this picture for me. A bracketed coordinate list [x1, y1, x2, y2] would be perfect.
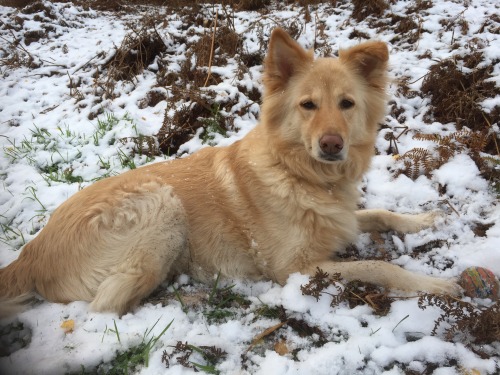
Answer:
[204, 12, 218, 87]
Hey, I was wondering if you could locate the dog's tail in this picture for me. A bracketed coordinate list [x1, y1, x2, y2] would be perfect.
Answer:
[0, 250, 35, 318]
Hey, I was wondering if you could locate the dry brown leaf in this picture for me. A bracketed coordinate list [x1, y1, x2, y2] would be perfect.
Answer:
[274, 340, 289, 356]
[246, 320, 288, 353]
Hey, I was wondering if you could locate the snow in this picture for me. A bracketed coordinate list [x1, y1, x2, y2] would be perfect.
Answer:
[0, 0, 499, 374]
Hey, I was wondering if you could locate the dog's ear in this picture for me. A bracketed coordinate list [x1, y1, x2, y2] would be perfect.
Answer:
[263, 28, 314, 93]
[339, 41, 389, 90]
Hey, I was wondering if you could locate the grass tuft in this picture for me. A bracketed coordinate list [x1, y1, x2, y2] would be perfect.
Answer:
[88, 318, 174, 374]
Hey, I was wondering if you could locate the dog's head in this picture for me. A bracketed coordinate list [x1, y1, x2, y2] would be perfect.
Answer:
[261, 28, 388, 166]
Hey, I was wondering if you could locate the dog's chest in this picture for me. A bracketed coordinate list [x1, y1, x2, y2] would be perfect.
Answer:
[248, 188, 358, 267]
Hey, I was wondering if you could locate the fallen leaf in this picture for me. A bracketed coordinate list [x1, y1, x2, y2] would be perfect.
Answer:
[246, 320, 287, 353]
[274, 340, 289, 356]
[60, 319, 75, 334]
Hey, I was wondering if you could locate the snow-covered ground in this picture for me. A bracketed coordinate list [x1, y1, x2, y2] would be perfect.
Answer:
[0, 0, 499, 374]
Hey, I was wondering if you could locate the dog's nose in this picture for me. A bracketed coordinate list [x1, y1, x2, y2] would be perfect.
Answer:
[319, 134, 344, 155]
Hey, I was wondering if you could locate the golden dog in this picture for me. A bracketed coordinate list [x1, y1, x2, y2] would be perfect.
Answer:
[0, 28, 459, 316]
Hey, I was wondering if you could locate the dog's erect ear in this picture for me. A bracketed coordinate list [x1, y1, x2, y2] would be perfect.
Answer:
[263, 28, 314, 93]
[339, 41, 389, 90]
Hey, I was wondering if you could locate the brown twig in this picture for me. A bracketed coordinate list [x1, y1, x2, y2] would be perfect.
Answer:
[440, 199, 460, 217]
[203, 12, 218, 87]
[481, 112, 500, 156]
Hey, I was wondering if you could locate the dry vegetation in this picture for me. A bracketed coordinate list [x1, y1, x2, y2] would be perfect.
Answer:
[392, 51, 500, 184]
[302, 268, 500, 356]
[419, 294, 500, 347]
[0, 0, 499, 371]
[22, 0, 494, 182]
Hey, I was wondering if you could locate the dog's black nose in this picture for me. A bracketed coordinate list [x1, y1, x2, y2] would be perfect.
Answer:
[319, 134, 344, 155]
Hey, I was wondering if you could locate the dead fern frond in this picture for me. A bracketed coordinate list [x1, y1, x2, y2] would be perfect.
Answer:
[451, 129, 490, 152]
[163, 341, 228, 370]
[345, 281, 394, 316]
[418, 294, 500, 345]
[396, 129, 496, 181]
[300, 267, 344, 307]
[394, 148, 436, 180]
[412, 239, 447, 254]
[300, 268, 394, 315]
[412, 133, 441, 143]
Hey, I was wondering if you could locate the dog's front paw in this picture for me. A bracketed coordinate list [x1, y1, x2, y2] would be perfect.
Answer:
[420, 277, 462, 296]
[402, 210, 444, 233]
[418, 211, 442, 227]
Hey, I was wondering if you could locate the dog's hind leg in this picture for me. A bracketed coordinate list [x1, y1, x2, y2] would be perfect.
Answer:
[89, 226, 188, 315]
[89, 185, 189, 315]
[90, 268, 162, 315]
[355, 209, 440, 233]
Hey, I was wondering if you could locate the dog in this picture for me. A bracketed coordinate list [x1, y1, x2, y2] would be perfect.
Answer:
[0, 28, 460, 316]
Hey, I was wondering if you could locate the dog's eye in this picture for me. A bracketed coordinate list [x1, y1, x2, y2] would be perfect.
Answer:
[300, 101, 316, 110]
[340, 99, 355, 109]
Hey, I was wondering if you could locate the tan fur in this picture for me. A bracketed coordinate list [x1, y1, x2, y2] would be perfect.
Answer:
[0, 29, 460, 316]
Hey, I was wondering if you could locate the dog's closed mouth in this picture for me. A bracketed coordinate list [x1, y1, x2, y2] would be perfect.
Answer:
[319, 152, 345, 162]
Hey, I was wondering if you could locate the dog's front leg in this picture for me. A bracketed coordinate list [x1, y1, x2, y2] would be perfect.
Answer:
[355, 209, 440, 233]
[306, 260, 461, 295]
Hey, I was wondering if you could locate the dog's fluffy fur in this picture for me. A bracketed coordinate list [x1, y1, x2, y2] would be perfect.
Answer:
[0, 29, 460, 316]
